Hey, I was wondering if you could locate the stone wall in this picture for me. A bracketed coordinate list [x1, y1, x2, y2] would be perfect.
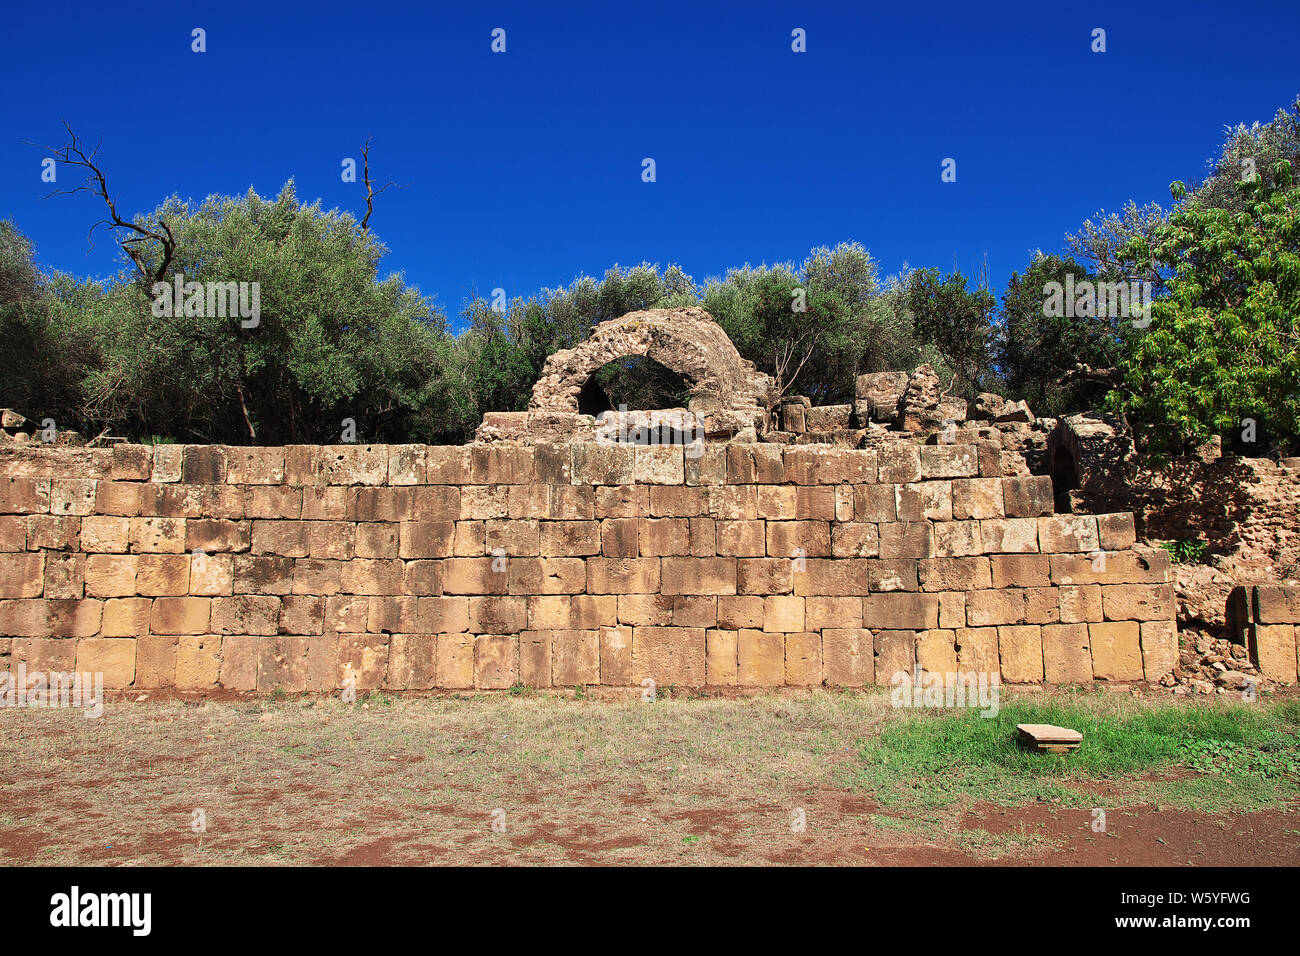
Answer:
[0, 440, 1176, 694]
[1228, 585, 1300, 684]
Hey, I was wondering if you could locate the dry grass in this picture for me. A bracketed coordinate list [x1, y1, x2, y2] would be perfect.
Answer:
[2, 687, 1296, 866]
[1, 689, 901, 865]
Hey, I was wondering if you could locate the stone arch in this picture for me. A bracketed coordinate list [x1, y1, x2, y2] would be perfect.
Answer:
[527, 307, 773, 440]
[530, 308, 756, 413]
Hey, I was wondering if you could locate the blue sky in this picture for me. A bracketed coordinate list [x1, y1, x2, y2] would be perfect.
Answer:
[2, 0, 1297, 329]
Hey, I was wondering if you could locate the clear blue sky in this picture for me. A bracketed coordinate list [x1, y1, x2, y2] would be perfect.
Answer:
[2, 0, 1297, 329]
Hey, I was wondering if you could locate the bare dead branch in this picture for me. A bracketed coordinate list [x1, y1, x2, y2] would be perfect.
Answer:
[1062, 362, 1123, 385]
[34, 121, 176, 282]
[359, 137, 408, 234]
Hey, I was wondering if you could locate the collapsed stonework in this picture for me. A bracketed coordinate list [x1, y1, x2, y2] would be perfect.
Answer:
[768, 365, 1060, 515]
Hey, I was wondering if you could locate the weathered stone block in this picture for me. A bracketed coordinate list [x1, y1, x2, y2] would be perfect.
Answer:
[785, 632, 822, 685]
[178, 636, 223, 689]
[51, 479, 97, 516]
[863, 592, 939, 630]
[919, 557, 991, 592]
[1249, 624, 1298, 683]
[573, 443, 636, 486]
[587, 557, 660, 594]
[1050, 550, 1169, 586]
[1088, 621, 1143, 681]
[934, 521, 983, 557]
[134, 633, 177, 687]
[716, 519, 765, 557]
[632, 626, 706, 685]
[919, 445, 978, 479]
[540, 520, 600, 557]
[979, 517, 1040, 554]
[877, 444, 921, 484]
[867, 559, 918, 593]
[634, 446, 685, 484]
[1042, 623, 1092, 683]
[0, 553, 45, 598]
[767, 521, 831, 559]
[1001, 476, 1053, 517]
[716, 595, 764, 630]
[550, 629, 598, 685]
[990, 554, 1050, 589]
[1139, 620, 1179, 682]
[821, 628, 871, 685]
[1058, 584, 1103, 623]
[997, 625, 1043, 682]
[600, 625, 634, 684]
[110, 444, 153, 481]
[955, 627, 999, 674]
[101, 597, 152, 637]
[1038, 515, 1099, 554]
[84, 554, 137, 597]
[338, 632, 390, 689]
[435, 633, 474, 688]
[1096, 513, 1137, 550]
[468, 595, 527, 634]
[75, 638, 135, 688]
[966, 589, 1026, 627]
[519, 630, 552, 687]
[873, 630, 916, 684]
[952, 477, 1004, 520]
[1101, 584, 1174, 622]
[736, 629, 784, 686]
[385, 633, 437, 689]
[474, 634, 519, 688]
[726, 445, 784, 484]
[211, 595, 280, 635]
[896, 481, 952, 522]
[150, 596, 211, 634]
[878, 521, 933, 559]
[661, 557, 736, 595]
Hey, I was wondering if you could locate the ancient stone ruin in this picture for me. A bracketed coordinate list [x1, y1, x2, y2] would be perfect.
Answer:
[0, 306, 1295, 694]
[476, 307, 773, 446]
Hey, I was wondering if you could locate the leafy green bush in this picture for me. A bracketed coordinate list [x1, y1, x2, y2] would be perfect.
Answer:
[1159, 538, 1210, 565]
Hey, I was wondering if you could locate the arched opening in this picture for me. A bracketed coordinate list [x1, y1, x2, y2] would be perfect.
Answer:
[578, 355, 692, 416]
[1050, 447, 1080, 514]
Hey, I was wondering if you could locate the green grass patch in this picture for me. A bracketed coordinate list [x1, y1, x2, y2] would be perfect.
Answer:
[851, 695, 1300, 814]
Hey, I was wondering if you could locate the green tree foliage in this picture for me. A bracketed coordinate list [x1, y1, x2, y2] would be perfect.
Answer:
[703, 243, 884, 402]
[0, 221, 100, 430]
[998, 254, 1123, 416]
[1186, 97, 1300, 215]
[1065, 201, 1171, 292]
[73, 183, 453, 444]
[1107, 161, 1300, 452]
[904, 268, 997, 397]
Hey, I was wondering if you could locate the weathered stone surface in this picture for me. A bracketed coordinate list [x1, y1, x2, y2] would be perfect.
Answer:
[476, 308, 772, 445]
[1042, 623, 1092, 683]
[855, 372, 911, 424]
[1088, 621, 1144, 681]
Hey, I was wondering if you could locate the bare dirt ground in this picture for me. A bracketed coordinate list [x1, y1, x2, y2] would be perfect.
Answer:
[1, 688, 1297, 866]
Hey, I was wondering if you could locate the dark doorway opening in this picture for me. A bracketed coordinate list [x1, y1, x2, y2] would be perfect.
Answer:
[578, 355, 692, 416]
[1051, 448, 1080, 513]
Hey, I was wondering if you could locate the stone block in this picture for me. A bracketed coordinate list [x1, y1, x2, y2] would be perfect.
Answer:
[997, 625, 1043, 682]
[1042, 623, 1092, 683]
[736, 629, 784, 686]
[1088, 621, 1144, 681]
[474, 634, 519, 689]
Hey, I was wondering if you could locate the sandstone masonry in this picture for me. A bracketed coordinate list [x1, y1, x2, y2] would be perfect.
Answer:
[0, 439, 1176, 693]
